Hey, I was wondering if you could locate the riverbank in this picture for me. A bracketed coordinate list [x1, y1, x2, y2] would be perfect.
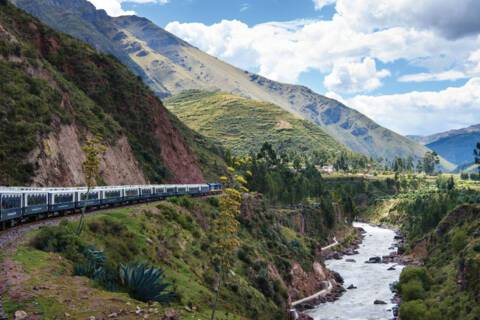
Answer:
[290, 226, 365, 318]
[295, 223, 405, 320]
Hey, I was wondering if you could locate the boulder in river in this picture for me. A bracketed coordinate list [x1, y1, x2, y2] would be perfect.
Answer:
[331, 271, 344, 284]
[297, 314, 314, 320]
[366, 256, 381, 263]
[373, 300, 387, 305]
[346, 259, 356, 263]
[347, 284, 357, 289]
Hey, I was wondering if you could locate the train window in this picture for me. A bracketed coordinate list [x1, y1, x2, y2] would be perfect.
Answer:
[1, 195, 21, 209]
[167, 188, 175, 193]
[54, 193, 73, 204]
[125, 189, 138, 197]
[105, 190, 121, 198]
[177, 187, 186, 192]
[27, 194, 47, 206]
[142, 189, 152, 195]
[80, 192, 99, 200]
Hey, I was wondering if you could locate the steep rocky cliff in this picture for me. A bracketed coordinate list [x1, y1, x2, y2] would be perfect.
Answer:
[0, 2, 224, 186]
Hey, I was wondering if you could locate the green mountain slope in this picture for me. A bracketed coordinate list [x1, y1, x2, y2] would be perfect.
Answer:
[0, 2, 224, 186]
[10, 0, 455, 169]
[166, 90, 349, 158]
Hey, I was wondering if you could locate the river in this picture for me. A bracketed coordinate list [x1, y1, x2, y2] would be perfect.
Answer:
[307, 222, 403, 320]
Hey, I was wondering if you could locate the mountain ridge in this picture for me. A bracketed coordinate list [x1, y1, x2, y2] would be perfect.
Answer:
[408, 124, 480, 166]
[11, 0, 455, 170]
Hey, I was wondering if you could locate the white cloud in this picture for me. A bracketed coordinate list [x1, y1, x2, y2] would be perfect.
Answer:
[312, 0, 336, 10]
[87, 0, 169, 17]
[166, 17, 479, 84]
[469, 49, 480, 73]
[344, 78, 480, 135]
[240, 3, 249, 12]
[335, 0, 480, 39]
[398, 70, 467, 82]
[324, 57, 390, 93]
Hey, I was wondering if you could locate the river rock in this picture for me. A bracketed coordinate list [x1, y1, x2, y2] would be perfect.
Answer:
[331, 271, 344, 284]
[373, 300, 387, 305]
[387, 266, 396, 271]
[297, 313, 314, 320]
[346, 259, 356, 263]
[347, 284, 357, 289]
[366, 256, 381, 263]
[392, 306, 399, 317]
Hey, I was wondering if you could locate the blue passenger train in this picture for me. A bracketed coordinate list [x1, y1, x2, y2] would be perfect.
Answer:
[0, 183, 222, 229]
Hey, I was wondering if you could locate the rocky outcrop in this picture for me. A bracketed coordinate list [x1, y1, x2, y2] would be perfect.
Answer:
[29, 124, 148, 186]
[288, 261, 330, 302]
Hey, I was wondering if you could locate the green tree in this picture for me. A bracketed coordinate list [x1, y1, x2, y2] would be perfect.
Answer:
[474, 142, 480, 174]
[422, 151, 440, 175]
[76, 136, 106, 235]
[401, 279, 426, 301]
[399, 300, 428, 320]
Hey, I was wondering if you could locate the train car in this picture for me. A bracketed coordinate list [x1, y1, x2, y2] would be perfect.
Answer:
[153, 185, 166, 198]
[23, 191, 49, 216]
[76, 188, 101, 208]
[101, 187, 123, 205]
[0, 190, 23, 222]
[49, 190, 76, 211]
[209, 183, 222, 193]
[140, 186, 154, 199]
[165, 185, 177, 196]
[123, 186, 140, 201]
[176, 185, 187, 195]
[187, 184, 201, 195]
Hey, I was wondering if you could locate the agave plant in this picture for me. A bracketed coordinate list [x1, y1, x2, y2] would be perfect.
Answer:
[119, 263, 176, 302]
[74, 247, 105, 275]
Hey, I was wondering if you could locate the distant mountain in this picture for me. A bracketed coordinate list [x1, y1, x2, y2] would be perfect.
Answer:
[409, 124, 480, 166]
[11, 0, 455, 170]
[0, 2, 224, 186]
[166, 90, 349, 158]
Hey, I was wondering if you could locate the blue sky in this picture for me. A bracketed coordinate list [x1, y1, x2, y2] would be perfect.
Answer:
[123, 0, 337, 26]
[89, 0, 480, 136]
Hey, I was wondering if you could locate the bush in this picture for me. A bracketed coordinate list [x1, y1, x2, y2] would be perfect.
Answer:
[400, 279, 426, 301]
[31, 222, 85, 261]
[207, 196, 220, 207]
[168, 196, 194, 209]
[399, 300, 428, 320]
[400, 267, 432, 290]
[451, 229, 468, 252]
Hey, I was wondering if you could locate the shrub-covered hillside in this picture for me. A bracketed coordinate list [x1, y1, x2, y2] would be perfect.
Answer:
[1, 195, 354, 319]
[398, 205, 480, 320]
[166, 90, 350, 161]
[0, 3, 225, 186]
